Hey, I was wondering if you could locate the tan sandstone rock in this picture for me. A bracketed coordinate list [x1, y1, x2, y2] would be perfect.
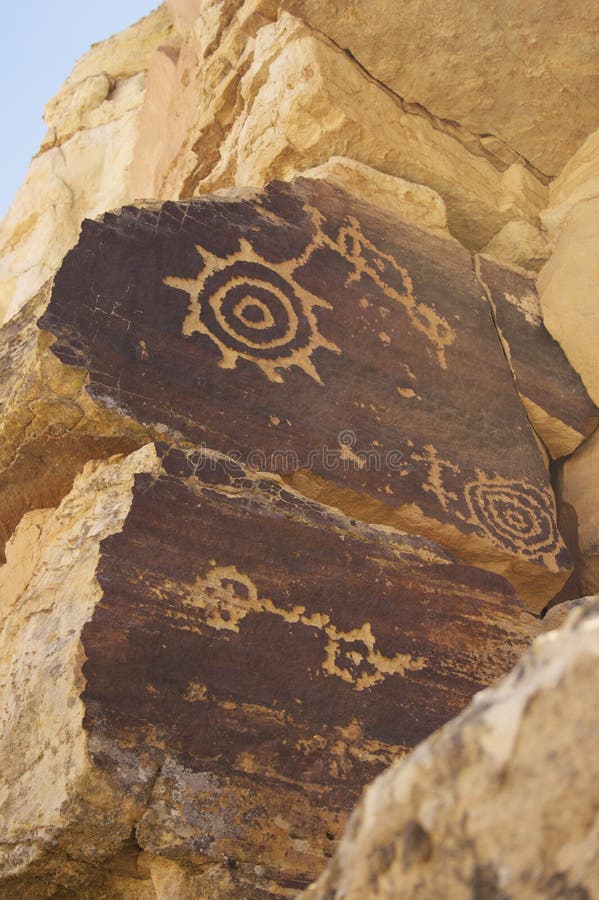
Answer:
[304, 599, 599, 899]
[0, 446, 164, 897]
[300, 158, 450, 237]
[0, 6, 174, 325]
[542, 127, 599, 238]
[537, 196, 599, 408]
[131, 6, 547, 252]
[560, 428, 599, 595]
[480, 219, 550, 272]
[541, 595, 596, 633]
[285, 0, 599, 176]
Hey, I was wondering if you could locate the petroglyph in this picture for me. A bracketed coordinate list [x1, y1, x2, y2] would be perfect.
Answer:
[464, 471, 560, 560]
[185, 565, 426, 691]
[503, 290, 542, 328]
[412, 444, 460, 512]
[412, 446, 562, 564]
[164, 205, 455, 382]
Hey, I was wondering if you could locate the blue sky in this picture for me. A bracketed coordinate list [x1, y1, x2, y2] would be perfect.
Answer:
[0, 0, 156, 220]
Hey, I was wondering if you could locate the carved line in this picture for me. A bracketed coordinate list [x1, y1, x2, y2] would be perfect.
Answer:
[184, 565, 427, 691]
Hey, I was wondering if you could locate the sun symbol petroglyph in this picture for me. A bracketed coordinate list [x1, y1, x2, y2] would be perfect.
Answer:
[464, 470, 560, 560]
[164, 236, 340, 384]
[163, 203, 455, 382]
[184, 565, 426, 690]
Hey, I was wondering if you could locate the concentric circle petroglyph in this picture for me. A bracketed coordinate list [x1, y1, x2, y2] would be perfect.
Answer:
[164, 237, 339, 384]
[163, 205, 456, 382]
[464, 473, 559, 558]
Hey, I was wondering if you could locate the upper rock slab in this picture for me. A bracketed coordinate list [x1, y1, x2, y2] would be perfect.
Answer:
[39, 179, 570, 609]
[167, 0, 598, 174]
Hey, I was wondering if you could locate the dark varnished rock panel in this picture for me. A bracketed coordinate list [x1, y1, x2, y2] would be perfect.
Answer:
[40, 180, 570, 606]
[81, 445, 533, 891]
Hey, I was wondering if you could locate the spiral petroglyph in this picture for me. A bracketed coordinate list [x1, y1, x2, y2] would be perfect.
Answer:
[164, 237, 340, 384]
[464, 471, 560, 560]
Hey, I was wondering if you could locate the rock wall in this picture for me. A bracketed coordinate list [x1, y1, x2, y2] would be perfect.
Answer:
[0, 2, 598, 897]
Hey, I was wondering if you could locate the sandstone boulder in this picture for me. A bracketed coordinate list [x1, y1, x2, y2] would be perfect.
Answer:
[479, 219, 550, 272]
[538, 196, 599, 410]
[285, 0, 599, 175]
[560, 428, 599, 595]
[300, 158, 449, 238]
[35, 179, 569, 608]
[0, 442, 534, 897]
[304, 598, 599, 899]
[536, 128, 599, 410]
[541, 127, 599, 237]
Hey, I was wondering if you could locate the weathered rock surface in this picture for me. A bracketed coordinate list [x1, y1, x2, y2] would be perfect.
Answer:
[0, 6, 174, 324]
[0, 442, 534, 897]
[0, 446, 163, 899]
[541, 127, 599, 238]
[35, 179, 569, 609]
[536, 126, 599, 412]
[283, 0, 599, 176]
[0, 284, 148, 563]
[541, 594, 595, 633]
[1, 3, 598, 897]
[300, 157, 450, 238]
[479, 219, 550, 272]
[476, 255, 599, 459]
[304, 598, 599, 900]
[134, 8, 547, 252]
[560, 428, 599, 595]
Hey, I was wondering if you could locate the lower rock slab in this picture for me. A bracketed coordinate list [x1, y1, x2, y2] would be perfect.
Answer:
[0, 442, 536, 896]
